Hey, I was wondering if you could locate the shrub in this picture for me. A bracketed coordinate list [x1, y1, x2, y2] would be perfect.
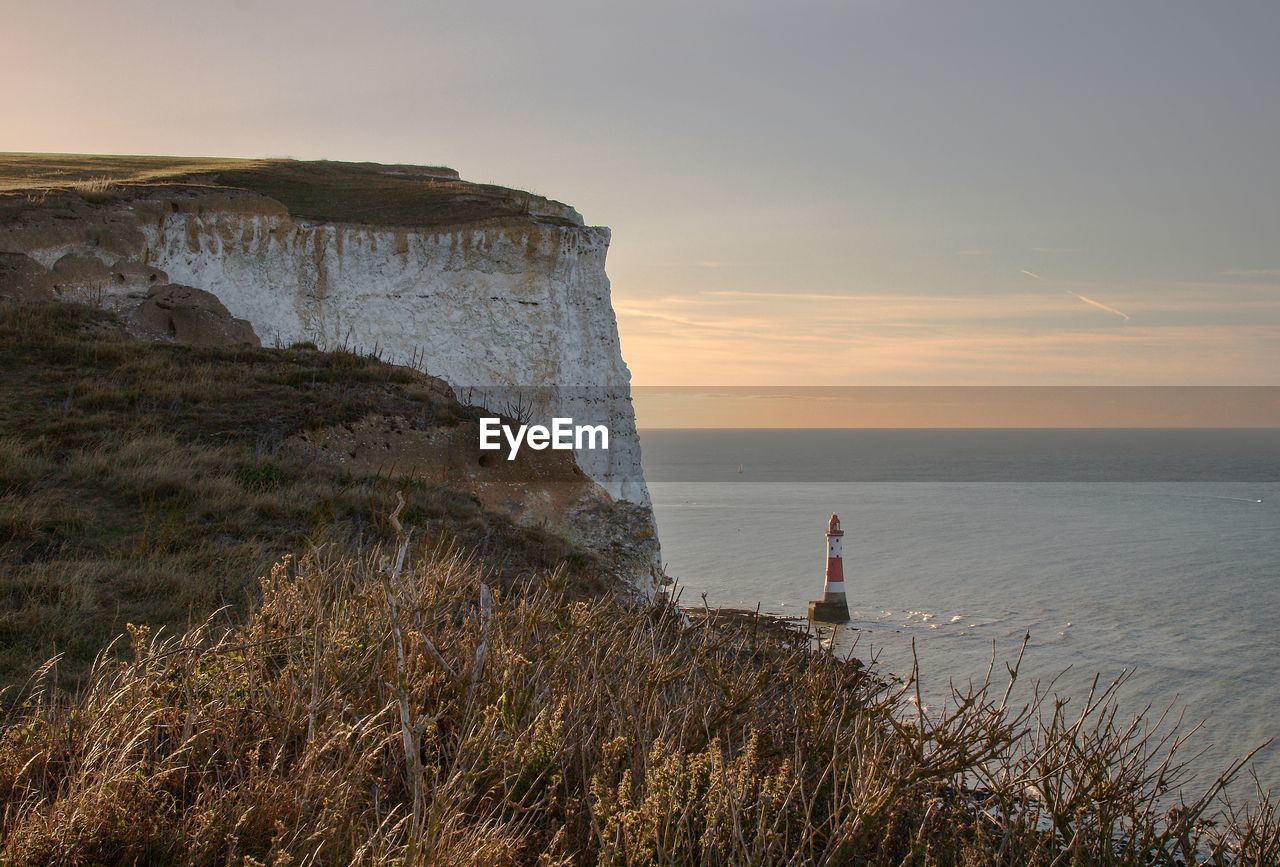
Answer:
[236, 462, 284, 493]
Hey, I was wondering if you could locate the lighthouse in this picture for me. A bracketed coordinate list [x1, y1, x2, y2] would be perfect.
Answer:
[807, 513, 851, 623]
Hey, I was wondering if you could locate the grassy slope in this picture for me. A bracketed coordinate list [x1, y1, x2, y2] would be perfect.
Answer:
[0, 300, 601, 687]
[2, 542, 1278, 865]
[0, 153, 578, 229]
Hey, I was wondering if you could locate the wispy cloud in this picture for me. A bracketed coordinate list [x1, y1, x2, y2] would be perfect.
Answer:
[1032, 247, 1083, 254]
[1020, 270, 1045, 280]
[703, 290, 966, 302]
[612, 275, 1280, 383]
[624, 321, 1280, 385]
[615, 303, 831, 341]
[1222, 268, 1280, 278]
[614, 305, 766, 334]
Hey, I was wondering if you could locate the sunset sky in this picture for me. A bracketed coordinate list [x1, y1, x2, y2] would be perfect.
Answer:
[5, 0, 1279, 388]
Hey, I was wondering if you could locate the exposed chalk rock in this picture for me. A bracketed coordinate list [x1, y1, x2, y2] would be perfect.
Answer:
[143, 213, 649, 506]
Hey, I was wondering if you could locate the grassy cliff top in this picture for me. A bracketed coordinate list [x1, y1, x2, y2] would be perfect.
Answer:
[0, 299, 605, 686]
[0, 153, 583, 229]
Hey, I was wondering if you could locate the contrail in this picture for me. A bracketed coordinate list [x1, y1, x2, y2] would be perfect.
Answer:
[1020, 269, 1129, 322]
[1067, 290, 1130, 322]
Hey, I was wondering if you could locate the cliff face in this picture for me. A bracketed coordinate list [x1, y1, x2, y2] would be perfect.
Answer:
[0, 157, 659, 594]
[143, 208, 649, 506]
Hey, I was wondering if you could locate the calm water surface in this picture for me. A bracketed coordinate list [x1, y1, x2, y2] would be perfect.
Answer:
[642, 430, 1280, 794]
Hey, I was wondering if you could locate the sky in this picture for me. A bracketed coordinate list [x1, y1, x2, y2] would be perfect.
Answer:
[4, 0, 1280, 391]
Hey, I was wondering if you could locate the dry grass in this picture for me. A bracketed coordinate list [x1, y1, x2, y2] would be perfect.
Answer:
[0, 537, 1275, 865]
[0, 300, 601, 688]
[0, 153, 575, 229]
[0, 154, 267, 193]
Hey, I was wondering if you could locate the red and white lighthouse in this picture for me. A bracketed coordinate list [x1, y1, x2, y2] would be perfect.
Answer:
[808, 513, 851, 623]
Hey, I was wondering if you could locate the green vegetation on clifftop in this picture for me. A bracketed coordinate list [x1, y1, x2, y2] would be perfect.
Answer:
[0, 153, 579, 229]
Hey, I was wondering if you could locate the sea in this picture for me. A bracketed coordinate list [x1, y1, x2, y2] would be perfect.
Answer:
[641, 429, 1280, 797]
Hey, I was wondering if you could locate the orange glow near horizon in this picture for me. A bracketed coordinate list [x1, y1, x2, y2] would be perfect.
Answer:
[610, 283, 1280, 390]
[629, 387, 1280, 429]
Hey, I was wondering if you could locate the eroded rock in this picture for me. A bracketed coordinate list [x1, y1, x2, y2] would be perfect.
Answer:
[0, 252, 54, 301]
[132, 283, 260, 347]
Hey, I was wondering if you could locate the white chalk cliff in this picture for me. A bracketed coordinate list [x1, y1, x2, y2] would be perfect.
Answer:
[144, 211, 648, 506]
[0, 158, 659, 591]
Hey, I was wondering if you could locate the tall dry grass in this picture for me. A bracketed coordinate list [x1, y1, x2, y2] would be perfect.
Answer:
[1, 531, 1276, 865]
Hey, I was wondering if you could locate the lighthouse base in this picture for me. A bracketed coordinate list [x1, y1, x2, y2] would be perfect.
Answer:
[807, 598, 850, 623]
